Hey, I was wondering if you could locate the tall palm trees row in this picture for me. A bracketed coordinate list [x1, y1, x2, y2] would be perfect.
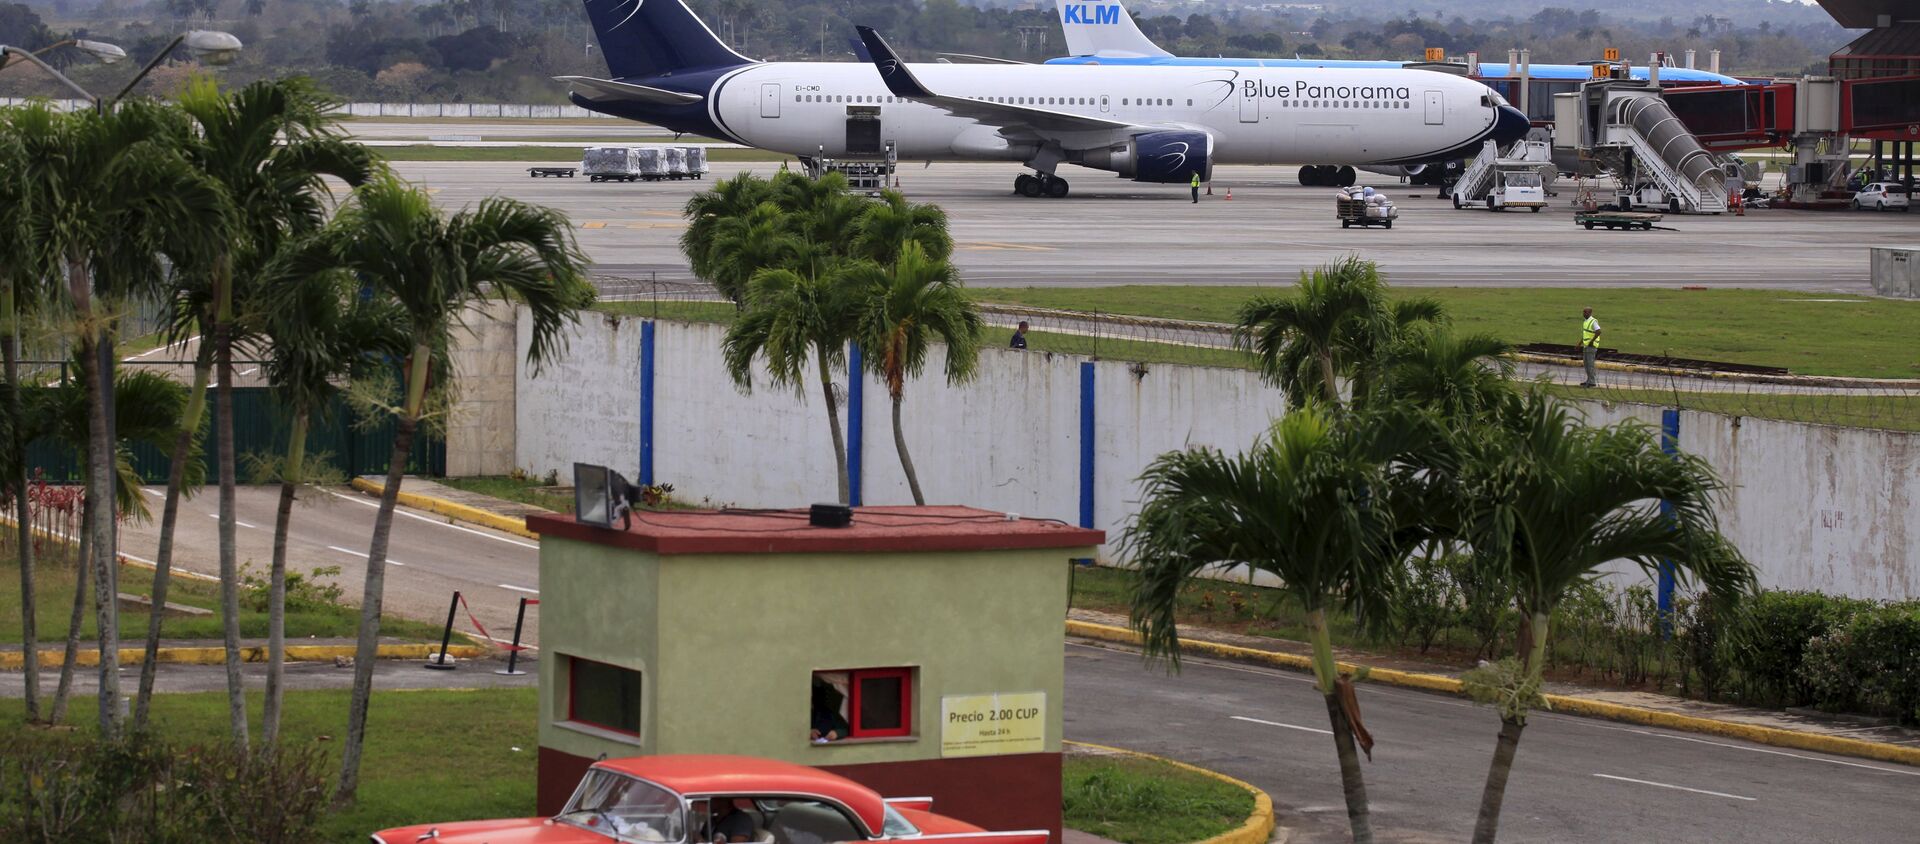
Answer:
[1128, 257, 1756, 843]
[683, 171, 981, 506]
[1, 79, 593, 808]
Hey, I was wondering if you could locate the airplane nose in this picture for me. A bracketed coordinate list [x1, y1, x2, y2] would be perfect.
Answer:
[1492, 105, 1530, 144]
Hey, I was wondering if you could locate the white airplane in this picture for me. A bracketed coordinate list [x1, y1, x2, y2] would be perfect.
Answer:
[562, 0, 1528, 198]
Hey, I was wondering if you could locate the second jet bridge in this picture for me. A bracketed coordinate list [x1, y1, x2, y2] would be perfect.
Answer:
[1554, 81, 1729, 214]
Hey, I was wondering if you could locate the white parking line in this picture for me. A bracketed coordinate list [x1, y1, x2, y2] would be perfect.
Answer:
[1230, 715, 1332, 735]
[327, 545, 404, 566]
[208, 513, 258, 530]
[1556, 718, 1920, 778]
[498, 584, 539, 595]
[1592, 773, 1756, 801]
[322, 488, 539, 550]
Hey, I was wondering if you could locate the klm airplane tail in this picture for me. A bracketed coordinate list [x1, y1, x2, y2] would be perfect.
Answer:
[1055, 0, 1171, 59]
[581, 0, 753, 80]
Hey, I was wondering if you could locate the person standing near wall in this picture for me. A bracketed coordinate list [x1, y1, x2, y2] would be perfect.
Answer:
[1580, 307, 1603, 387]
[1010, 321, 1029, 350]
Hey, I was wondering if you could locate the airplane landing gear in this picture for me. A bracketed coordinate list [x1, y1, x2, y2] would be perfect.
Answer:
[1015, 172, 1069, 198]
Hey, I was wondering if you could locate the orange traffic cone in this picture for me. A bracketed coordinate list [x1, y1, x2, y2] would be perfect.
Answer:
[1206, 182, 1213, 195]
[1224, 187, 1233, 200]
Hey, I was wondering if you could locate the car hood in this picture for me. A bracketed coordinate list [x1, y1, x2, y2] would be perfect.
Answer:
[374, 817, 609, 844]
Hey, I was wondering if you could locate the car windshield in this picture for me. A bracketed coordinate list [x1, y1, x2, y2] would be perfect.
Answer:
[559, 770, 686, 842]
[1505, 172, 1542, 187]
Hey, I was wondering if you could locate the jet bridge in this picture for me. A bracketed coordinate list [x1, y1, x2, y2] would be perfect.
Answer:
[1552, 81, 1729, 214]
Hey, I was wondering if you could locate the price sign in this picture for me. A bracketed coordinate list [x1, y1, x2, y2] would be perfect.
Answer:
[941, 692, 1046, 757]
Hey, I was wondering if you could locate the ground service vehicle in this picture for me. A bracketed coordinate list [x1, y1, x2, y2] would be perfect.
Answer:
[683, 146, 709, 179]
[1485, 169, 1546, 211]
[1854, 182, 1910, 211]
[1577, 210, 1663, 230]
[1337, 190, 1398, 228]
[370, 755, 1050, 844]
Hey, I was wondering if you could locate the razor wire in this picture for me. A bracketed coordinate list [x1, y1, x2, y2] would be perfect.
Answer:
[589, 274, 1920, 433]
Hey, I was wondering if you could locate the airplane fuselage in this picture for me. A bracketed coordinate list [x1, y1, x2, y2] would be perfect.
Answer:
[595, 62, 1513, 169]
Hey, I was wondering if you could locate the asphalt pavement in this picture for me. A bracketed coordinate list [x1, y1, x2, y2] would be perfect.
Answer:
[1063, 640, 1920, 843]
[118, 484, 543, 647]
[389, 158, 1900, 292]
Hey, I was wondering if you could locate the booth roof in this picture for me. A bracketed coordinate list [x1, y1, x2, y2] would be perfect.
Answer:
[527, 505, 1106, 555]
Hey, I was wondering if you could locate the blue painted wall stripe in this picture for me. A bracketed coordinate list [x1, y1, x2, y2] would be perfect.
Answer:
[848, 343, 864, 507]
[640, 320, 655, 486]
[1079, 362, 1095, 529]
[1658, 408, 1680, 628]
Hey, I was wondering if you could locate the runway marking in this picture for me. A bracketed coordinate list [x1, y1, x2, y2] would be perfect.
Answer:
[327, 544, 405, 566]
[957, 241, 1055, 252]
[580, 222, 608, 229]
[498, 584, 539, 595]
[321, 488, 540, 550]
[623, 222, 686, 230]
[1592, 773, 1755, 801]
[209, 513, 258, 530]
[1231, 715, 1332, 735]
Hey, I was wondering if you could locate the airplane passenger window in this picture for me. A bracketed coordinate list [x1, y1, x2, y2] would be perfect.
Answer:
[1121, 99, 1128, 105]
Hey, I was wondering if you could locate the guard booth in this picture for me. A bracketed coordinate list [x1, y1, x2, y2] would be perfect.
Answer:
[527, 503, 1103, 840]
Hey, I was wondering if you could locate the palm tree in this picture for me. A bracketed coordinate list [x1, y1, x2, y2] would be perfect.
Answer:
[847, 243, 980, 505]
[168, 76, 378, 746]
[254, 266, 408, 746]
[1449, 393, 1755, 843]
[17, 99, 229, 740]
[703, 202, 805, 305]
[723, 265, 862, 504]
[1376, 329, 1513, 419]
[1233, 257, 1442, 407]
[850, 190, 952, 266]
[0, 103, 57, 724]
[26, 366, 187, 723]
[772, 170, 867, 280]
[680, 172, 775, 299]
[1123, 405, 1442, 844]
[298, 176, 592, 806]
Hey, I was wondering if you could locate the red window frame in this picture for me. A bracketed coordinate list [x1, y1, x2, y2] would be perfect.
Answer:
[567, 655, 641, 737]
[845, 667, 913, 738]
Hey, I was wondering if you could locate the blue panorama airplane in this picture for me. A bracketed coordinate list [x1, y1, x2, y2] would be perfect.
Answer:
[560, 0, 1528, 198]
[1044, 0, 1743, 185]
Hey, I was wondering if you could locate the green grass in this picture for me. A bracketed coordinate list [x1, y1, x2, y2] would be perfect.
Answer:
[437, 475, 573, 514]
[1062, 753, 1254, 844]
[971, 286, 1920, 379]
[376, 145, 792, 163]
[1545, 385, 1920, 433]
[0, 555, 446, 645]
[0, 687, 539, 842]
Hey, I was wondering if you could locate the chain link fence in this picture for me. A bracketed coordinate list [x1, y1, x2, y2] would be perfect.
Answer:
[587, 274, 1920, 433]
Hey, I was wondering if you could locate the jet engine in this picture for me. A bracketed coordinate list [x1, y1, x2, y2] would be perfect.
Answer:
[1079, 131, 1214, 183]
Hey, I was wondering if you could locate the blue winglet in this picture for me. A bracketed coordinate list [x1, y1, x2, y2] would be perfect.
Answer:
[855, 26, 933, 98]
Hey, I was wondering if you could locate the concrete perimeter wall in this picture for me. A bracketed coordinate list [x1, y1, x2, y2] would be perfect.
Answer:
[497, 309, 1920, 602]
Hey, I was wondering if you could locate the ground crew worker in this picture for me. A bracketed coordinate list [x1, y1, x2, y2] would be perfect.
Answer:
[1191, 171, 1201, 203]
[1580, 307, 1602, 387]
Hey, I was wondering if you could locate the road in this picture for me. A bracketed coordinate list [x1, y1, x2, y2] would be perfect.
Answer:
[118, 485, 543, 646]
[1063, 641, 1920, 843]
[388, 159, 1898, 292]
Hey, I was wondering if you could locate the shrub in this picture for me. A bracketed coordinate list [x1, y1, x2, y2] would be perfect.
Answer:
[1725, 590, 1871, 707]
[1450, 553, 1516, 660]
[1803, 603, 1920, 724]
[240, 564, 346, 614]
[0, 733, 329, 842]
[1395, 554, 1459, 654]
[1673, 589, 1735, 700]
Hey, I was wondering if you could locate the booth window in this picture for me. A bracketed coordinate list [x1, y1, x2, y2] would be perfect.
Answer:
[811, 668, 914, 740]
[568, 656, 642, 736]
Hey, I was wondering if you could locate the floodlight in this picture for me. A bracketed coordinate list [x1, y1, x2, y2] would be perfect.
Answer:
[182, 30, 242, 66]
[574, 463, 615, 529]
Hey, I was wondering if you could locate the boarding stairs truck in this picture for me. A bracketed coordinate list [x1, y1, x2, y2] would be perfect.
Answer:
[1553, 82, 1727, 214]
[1452, 139, 1554, 210]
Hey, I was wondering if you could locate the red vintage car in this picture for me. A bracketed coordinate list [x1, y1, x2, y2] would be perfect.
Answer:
[371, 754, 1050, 844]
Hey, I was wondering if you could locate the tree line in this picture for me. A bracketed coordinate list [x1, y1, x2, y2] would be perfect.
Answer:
[0, 0, 1848, 104]
[0, 76, 595, 810]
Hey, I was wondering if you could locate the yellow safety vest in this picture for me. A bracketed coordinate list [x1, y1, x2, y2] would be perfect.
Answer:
[1191, 173, 1200, 187]
[1582, 316, 1601, 347]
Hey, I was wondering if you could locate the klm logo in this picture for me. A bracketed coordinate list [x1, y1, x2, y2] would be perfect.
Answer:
[1062, 4, 1122, 25]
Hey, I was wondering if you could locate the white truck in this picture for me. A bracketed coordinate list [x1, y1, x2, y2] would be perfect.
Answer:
[1484, 168, 1546, 212]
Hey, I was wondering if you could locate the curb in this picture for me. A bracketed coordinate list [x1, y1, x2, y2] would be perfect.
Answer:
[0, 643, 489, 671]
[1065, 620, 1920, 769]
[350, 477, 539, 539]
[1065, 740, 1279, 844]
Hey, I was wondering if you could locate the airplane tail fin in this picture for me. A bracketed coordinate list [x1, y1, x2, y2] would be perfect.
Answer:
[1055, 0, 1172, 59]
[581, 0, 753, 80]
